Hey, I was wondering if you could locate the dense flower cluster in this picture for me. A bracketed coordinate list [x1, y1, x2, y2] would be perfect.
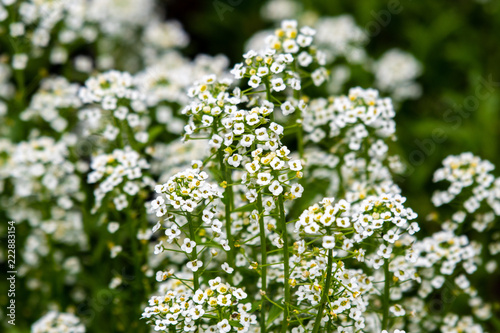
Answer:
[20, 77, 81, 132]
[88, 146, 152, 211]
[9, 136, 80, 200]
[373, 49, 422, 101]
[142, 277, 257, 332]
[152, 167, 223, 215]
[79, 71, 151, 144]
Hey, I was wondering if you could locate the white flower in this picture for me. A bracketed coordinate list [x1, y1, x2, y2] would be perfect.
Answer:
[154, 242, 164, 255]
[248, 75, 261, 88]
[289, 160, 302, 171]
[271, 78, 286, 92]
[257, 66, 269, 77]
[156, 271, 168, 282]
[209, 134, 223, 149]
[257, 172, 273, 186]
[217, 319, 231, 333]
[281, 101, 296, 116]
[389, 304, 406, 317]
[113, 194, 128, 211]
[240, 134, 255, 147]
[269, 122, 284, 135]
[110, 245, 122, 258]
[228, 154, 243, 167]
[187, 259, 203, 272]
[221, 262, 234, 274]
[270, 157, 285, 170]
[383, 229, 400, 243]
[322, 236, 336, 249]
[107, 222, 119, 233]
[151, 196, 165, 210]
[220, 239, 230, 251]
[181, 238, 197, 254]
[290, 184, 304, 198]
[282, 39, 299, 53]
[12, 54, 28, 70]
[245, 161, 260, 174]
[269, 180, 283, 196]
[233, 288, 247, 300]
[270, 62, 285, 73]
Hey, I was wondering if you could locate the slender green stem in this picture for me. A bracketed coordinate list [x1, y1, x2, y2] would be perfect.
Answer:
[218, 151, 236, 274]
[265, 79, 274, 122]
[382, 256, 391, 330]
[382, 223, 391, 330]
[187, 212, 199, 291]
[311, 248, 333, 333]
[127, 204, 147, 332]
[278, 194, 290, 333]
[257, 192, 268, 333]
[212, 120, 235, 276]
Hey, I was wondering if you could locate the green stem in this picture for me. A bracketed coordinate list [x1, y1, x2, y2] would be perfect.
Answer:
[311, 248, 333, 333]
[187, 212, 199, 291]
[278, 194, 290, 333]
[382, 256, 391, 330]
[218, 151, 235, 275]
[265, 79, 274, 122]
[127, 205, 146, 332]
[382, 223, 391, 330]
[257, 192, 268, 333]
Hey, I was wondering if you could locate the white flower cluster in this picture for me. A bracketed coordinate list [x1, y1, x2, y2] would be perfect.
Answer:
[432, 153, 500, 231]
[9, 136, 81, 201]
[142, 277, 257, 332]
[290, 194, 419, 331]
[293, 260, 374, 332]
[137, 52, 229, 109]
[303, 87, 404, 200]
[374, 49, 422, 101]
[86, 0, 156, 36]
[88, 146, 151, 211]
[232, 20, 328, 89]
[20, 76, 81, 132]
[440, 314, 484, 333]
[294, 197, 351, 240]
[79, 71, 150, 143]
[142, 20, 190, 54]
[260, 0, 301, 22]
[31, 311, 85, 333]
[304, 87, 395, 146]
[415, 230, 477, 293]
[257, 3, 422, 103]
[152, 167, 223, 216]
[315, 15, 368, 61]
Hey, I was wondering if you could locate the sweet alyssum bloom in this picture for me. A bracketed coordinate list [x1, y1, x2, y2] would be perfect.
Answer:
[87, 146, 151, 211]
[142, 278, 257, 331]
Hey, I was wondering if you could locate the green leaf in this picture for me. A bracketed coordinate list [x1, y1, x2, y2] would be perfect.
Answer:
[266, 303, 284, 328]
[147, 125, 166, 144]
[233, 202, 257, 213]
